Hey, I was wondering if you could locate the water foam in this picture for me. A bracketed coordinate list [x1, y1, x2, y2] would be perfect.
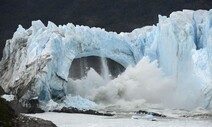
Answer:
[68, 57, 180, 110]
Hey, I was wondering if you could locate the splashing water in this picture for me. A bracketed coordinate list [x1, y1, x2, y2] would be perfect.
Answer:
[68, 57, 179, 110]
[67, 56, 208, 111]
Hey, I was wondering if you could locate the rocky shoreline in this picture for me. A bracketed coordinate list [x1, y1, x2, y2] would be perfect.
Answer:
[0, 97, 56, 127]
[0, 86, 56, 127]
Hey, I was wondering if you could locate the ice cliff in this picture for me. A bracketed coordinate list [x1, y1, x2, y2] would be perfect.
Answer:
[0, 9, 212, 109]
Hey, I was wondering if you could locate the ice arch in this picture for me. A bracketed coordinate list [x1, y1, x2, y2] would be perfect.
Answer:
[52, 22, 136, 81]
[43, 22, 137, 101]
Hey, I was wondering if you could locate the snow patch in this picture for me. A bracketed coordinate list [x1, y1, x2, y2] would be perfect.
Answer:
[1, 94, 14, 101]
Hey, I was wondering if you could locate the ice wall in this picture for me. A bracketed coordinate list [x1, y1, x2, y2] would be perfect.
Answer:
[0, 9, 211, 109]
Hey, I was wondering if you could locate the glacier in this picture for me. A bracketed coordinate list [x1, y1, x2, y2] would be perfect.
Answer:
[0, 9, 212, 110]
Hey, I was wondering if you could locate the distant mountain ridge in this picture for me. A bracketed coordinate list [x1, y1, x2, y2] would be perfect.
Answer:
[0, 0, 211, 58]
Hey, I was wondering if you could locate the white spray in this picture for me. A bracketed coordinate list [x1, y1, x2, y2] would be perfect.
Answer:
[69, 57, 178, 110]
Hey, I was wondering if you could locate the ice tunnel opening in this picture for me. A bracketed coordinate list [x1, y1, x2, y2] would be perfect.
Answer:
[69, 56, 125, 80]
